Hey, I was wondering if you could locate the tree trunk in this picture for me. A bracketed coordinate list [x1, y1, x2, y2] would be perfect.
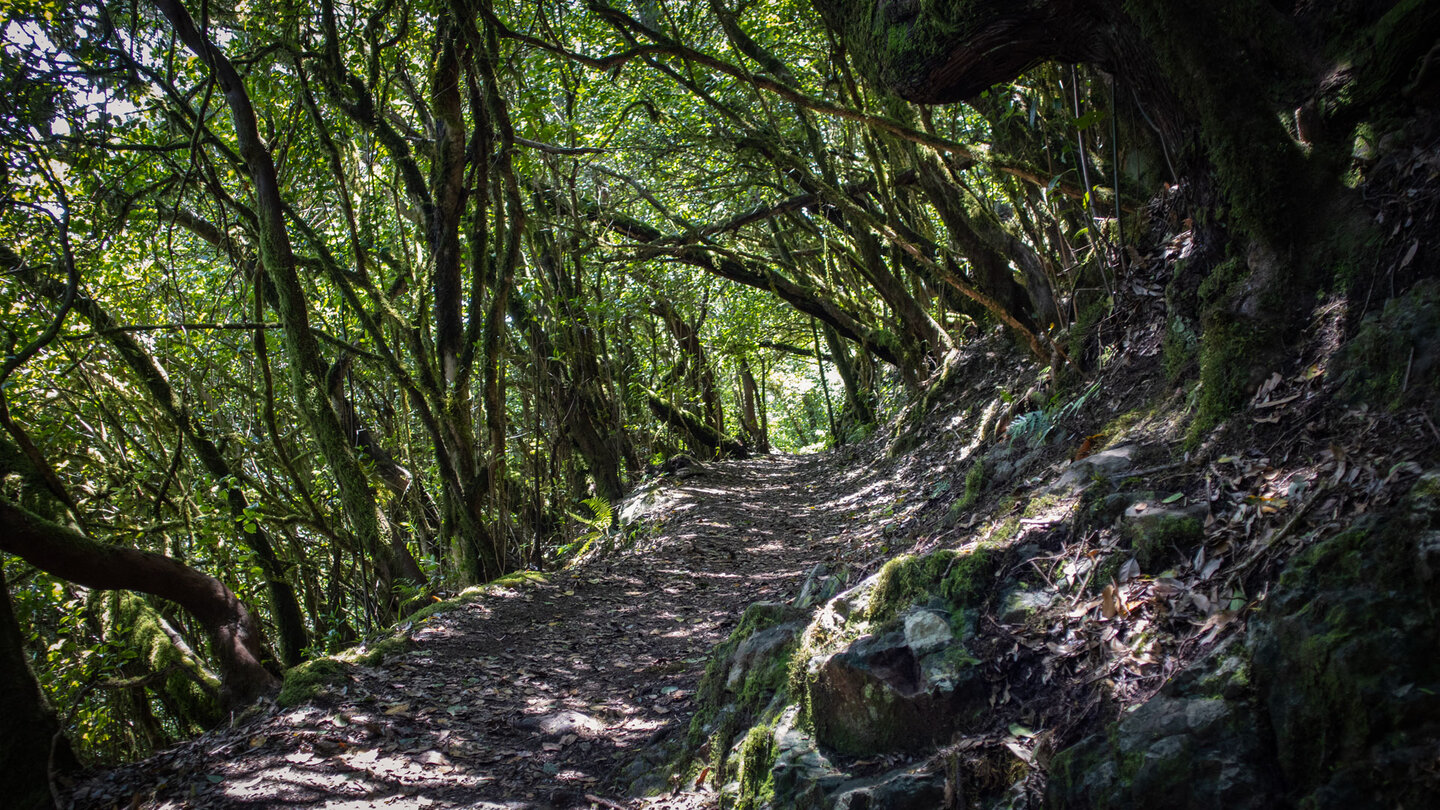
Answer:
[823, 324, 876, 425]
[0, 497, 280, 706]
[11, 259, 310, 667]
[1, 565, 77, 810]
[153, 0, 418, 618]
[737, 356, 769, 452]
[642, 387, 749, 458]
[813, 0, 1108, 104]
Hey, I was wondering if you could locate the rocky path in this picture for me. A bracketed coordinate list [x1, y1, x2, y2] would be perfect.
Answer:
[70, 453, 899, 810]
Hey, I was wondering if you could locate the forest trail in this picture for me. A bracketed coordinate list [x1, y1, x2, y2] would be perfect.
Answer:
[72, 452, 898, 810]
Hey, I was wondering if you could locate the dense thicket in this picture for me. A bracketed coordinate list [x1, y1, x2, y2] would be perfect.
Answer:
[0, 0, 1421, 792]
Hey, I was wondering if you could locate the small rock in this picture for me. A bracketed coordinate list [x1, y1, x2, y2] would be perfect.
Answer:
[512, 710, 606, 738]
[902, 609, 952, 655]
[1050, 445, 1138, 493]
[1000, 587, 1057, 625]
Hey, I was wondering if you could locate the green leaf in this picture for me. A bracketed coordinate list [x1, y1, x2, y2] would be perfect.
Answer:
[1161, 492, 1184, 504]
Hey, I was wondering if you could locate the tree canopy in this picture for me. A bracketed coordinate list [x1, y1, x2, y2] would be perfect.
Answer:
[2, 0, 1422, 784]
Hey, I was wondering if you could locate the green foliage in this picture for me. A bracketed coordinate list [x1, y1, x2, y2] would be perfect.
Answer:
[558, 496, 615, 560]
[1007, 381, 1101, 448]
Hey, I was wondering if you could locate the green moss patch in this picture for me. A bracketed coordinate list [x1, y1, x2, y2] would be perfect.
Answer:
[866, 545, 1001, 625]
[1331, 278, 1440, 411]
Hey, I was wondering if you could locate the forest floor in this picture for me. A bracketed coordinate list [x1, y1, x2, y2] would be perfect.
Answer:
[66, 449, 925, 810]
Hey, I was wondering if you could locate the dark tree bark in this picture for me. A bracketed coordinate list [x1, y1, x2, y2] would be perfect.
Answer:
[1, 565, 77, 810]
[737, 355, 770, 452]
[812, 0, 1108, 104]
[0, 497, 280, 706]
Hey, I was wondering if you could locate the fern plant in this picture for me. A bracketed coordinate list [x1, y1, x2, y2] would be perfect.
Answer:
[557, 496, 614, 560]
[1007, 382, 1101, 448]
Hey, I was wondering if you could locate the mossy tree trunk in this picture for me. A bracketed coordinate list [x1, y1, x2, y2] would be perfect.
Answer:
[1, 565, 77, 810]
[0, 497, 281, 706]
[643, 387, 750, 458]
[815, 0, 1431, 425]
[153, 0, 423, 616]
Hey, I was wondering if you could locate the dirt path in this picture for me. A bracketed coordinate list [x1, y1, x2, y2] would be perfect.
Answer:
[70, 453, 896, 810]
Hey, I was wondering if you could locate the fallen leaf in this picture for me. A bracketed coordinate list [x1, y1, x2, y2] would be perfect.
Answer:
[1199, 556, 1223, 581]
[383, 703, 411, 716]
[1399, 239, 1419, 269]
[1004, 740, 1034, 765]
[1101, 584, 1120, 619]
[1118, 558, 1141, 583]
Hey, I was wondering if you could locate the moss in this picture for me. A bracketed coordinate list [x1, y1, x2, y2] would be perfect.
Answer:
[940, 642, 981, 670]
[1090, 552, 1127, 593]
[277, 657, 349, 707]
[734, 720, 778, 810]
[686, 602, 802, 759]
[1331, 279, 1440, 410]
[1187, 312, 1261, 445]
[1162, 315, 1200, 381]
[957, 461, 984, 511]
[102, 592, 223, 730]
[1126, 513, 1203, 570]
[990, 516, 1021, 543]
[1022, 493, 1062, 519]
[1067, 294, 1114, 360]
[867, 545, 1001, 624]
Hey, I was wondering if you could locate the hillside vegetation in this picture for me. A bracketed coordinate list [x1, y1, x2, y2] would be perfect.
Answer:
[3, 1, 1438, 808]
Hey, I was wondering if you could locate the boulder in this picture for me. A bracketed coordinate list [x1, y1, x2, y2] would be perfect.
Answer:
[768, 705, 847, 809]
[726, 621, 804, 691]
[998, 586, 1057, 625]
[1045, 638, 1280, 810]
[1050, 445, 1138, 494]
[902, 609, 952, 655]
[1117, 499, 1208, 570]
[1247, 470, 1440, 809]
[831, 766, 947, 810]
[808, 609, 986, 756]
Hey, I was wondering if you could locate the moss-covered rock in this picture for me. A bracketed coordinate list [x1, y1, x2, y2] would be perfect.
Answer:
[807, 612, 988, 755]
[1331, 278, 1440, 413]
[866, 545, 1001, 625]
[1247, 470, 1440, 808]
[680, 601, 807, 796]
[277, 657, 350, 708]
[1118, 500, 1207, 571]
[1045, 638, 1279, 810]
